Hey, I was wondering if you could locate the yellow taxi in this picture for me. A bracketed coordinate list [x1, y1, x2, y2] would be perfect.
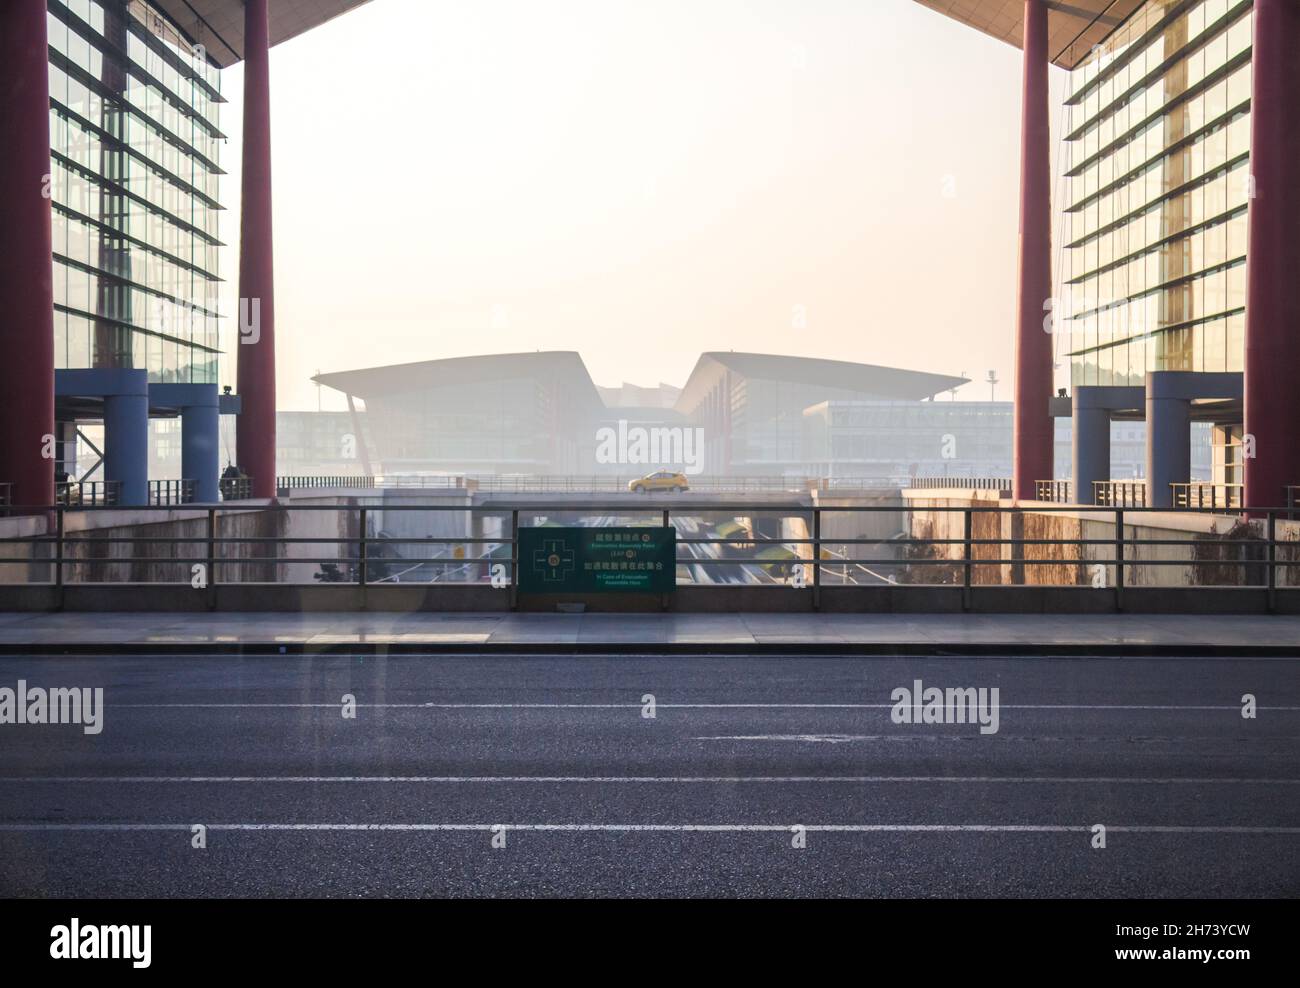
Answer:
[628, 470, 690, 494]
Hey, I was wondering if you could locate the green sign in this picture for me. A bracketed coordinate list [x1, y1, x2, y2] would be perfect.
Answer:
[517, 526, 676, 593]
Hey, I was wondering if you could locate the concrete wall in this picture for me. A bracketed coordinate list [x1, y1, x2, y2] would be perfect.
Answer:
[368, 491, 476, 583]
[902, 488, 1300, 588]
[5, 487, 1300, 610]
[2, 582, 1297, 614]
[0, 501, 362, 586]
[811, 492, 906, 584]
[0, 513, 48, 584]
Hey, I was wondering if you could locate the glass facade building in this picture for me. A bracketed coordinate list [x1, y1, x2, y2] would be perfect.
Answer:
[1060, 0, 1253, 388]
[46, 0, 223, 386]
[802, 401, 1015, 483]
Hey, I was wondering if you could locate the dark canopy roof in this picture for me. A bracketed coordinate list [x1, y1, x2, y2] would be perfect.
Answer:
[675, 352, 968, 415]
[152, 0, 374, 68]
[313, 351, 607, 411]
[911, 0, 1146, 70]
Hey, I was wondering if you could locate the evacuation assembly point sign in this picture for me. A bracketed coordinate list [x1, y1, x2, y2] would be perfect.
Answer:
[517, 527, 676, 593]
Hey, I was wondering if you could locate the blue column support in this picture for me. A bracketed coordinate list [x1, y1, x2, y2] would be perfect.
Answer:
[56, 369, 150, 506]
[1072, 391, 1111, 506]
[1071, 386, 1142, 506]
[181, 398, 220, 503]
[1144, 372, 1242, 510]
[151, 383, 221, 504]
[103, 384, 150, 507]
[1146, 389, 1191, 511]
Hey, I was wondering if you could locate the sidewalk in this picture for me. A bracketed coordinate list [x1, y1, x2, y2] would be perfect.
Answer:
[0, 611, 1297, 655]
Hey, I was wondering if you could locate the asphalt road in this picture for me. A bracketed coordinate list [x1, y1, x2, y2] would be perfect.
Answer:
[0, 651, 1297, 897]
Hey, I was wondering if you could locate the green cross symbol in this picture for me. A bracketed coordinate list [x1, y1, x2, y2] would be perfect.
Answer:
[532, 538, 575, 583]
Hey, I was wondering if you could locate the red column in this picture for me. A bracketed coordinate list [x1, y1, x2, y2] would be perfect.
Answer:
[1243, 0, 1300, 510]
[0, 1, 56, 508]
[1012, 0, 1054, 501]
[236, 0, 277, 498]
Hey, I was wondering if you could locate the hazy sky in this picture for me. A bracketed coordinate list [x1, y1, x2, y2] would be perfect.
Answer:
[215, 0, 1068, 410]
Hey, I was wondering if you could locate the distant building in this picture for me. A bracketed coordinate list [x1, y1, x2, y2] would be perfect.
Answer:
[314, 351, 968, 479]
[275, 411, 378, 477]
[150, 410, 378, 480]
[804, 401, 1211, 484]
[597, 382, 681, 409]
[314, 352, 607, 476]
[671, 353, 964, 476]
[803, 401, 1013, 483]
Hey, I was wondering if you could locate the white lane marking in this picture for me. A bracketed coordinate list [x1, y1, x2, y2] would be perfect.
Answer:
[696, 734, 875, 743]
[110, 702, 1300, 711]
[29, 652, 1300, 660]
[691, 733, 1300, 743]
[1, 775, 1296, 785]
[0, 823, 1296, 834]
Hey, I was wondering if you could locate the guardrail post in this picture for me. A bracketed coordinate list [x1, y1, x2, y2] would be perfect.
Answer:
[812, 507, 821, 611]
[1267, 509, 1277, 613]
[206, 507, 217, 610]
[962, 507, 972, 612]
[662, 507, 671, 611]
[509, 509, 519, 611]
[358, 507, 368, 588]
[55, 505, 65, 610]
[1114, 507, 1125, 612]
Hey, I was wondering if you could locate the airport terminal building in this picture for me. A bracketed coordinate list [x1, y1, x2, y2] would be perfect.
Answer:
[6, 1, 1298, 510]
[35, 0, 230, 504]
[919, 0, 1300, 508]
[313, 351, 992, 481]
[300, 347, 1211, 485]
[2, 0, 369, 507]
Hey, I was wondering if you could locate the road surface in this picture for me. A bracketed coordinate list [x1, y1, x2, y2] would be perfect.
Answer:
[0, 651, 1296, 897]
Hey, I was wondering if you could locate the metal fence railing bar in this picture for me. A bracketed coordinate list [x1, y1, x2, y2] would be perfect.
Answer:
[1, 502, 1296, 603]
[1035, 480, 1072, 503]
[277, 475, 377, 493]
[1172, 482, 1244, 510]
[1094, 480, 1146, 507]
[55, 480, 120, 507]
[219, 477, 253, 501]
[148, 479, 194, 506]
[273, 475, 912, 494]
[907, 477, 1012, 494]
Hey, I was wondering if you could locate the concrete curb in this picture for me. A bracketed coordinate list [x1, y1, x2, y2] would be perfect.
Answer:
[0, 641, 1295, 658]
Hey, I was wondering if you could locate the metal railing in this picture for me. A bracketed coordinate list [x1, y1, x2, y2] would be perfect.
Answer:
[55, 480, 120, 507]
[1, 501, 1296, 608]
[258, 474, 997, 496]
[908, 477, 1012, 495]
[453, 475, 793, 493]
[367, 475, 902, 494]
[1035, 480, 1072, 503]
[0, 483, 10, 514]
[278, 475, 377, 494]
[1094, 480, 1146, 507]
[370, 475, 476, 490]
[1171, 482, 1243, 510]
[1039, 480, 1241, 511]
[219, 477, 253, 501]
[149, 479, 194, 505]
